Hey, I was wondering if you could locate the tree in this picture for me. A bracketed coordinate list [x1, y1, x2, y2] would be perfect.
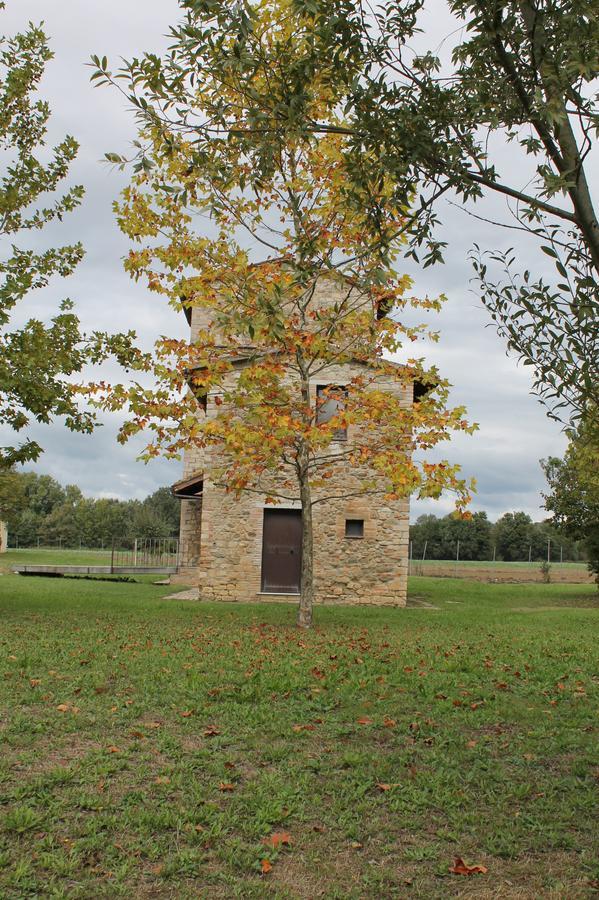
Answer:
[411, 510, 492, 559]
[542, 417, 599, 583]
[142, 487, 180, 536]
[91, 1, 475, 627]
[181, 0, 598, 424]
[494, 511, 534, 561]
[0, 4, 141, 468]
[0, 467, 24, 525]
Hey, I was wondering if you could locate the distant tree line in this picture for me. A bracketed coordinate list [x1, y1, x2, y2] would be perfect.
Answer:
[0, 470, 180, 547]
[410, 511, 583, 563]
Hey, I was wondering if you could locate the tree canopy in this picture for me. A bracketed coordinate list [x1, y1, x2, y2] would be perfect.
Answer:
[0, 4, 140, 468]
[91, 0, 475, 626]
[542, 415, 599, 582]
[132, 0, 599, 425]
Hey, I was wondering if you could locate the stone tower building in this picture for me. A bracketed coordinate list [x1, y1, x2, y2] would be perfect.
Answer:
[172, 273, 411, 606]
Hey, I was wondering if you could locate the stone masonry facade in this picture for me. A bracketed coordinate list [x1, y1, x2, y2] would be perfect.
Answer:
[173, 275, 411, 606]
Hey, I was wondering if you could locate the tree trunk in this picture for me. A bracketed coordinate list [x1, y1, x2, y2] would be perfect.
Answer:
[297, 464, 314, 629]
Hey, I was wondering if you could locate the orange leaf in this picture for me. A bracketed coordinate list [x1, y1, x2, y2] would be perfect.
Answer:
[292, 723, 315, 732]
[56, 704, 69, 713]
[449, 857, 488, 876]
[106, 746, 121, 754]
[180, 710, 193, 718]
[262, 831, 291, 849]
[218, 782, 235, 792]
[383, 716, 396, 728]
[203, 725, 220, 736]
[261, 858, 272, 874]
[376, 782, 401, 792]
[356, 716, 372, 725]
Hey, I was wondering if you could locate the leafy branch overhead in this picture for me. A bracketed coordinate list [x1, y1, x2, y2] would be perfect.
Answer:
[0, 7, 142, 468]
[90, 0, 475, 627]
[92, 0, 599, 424]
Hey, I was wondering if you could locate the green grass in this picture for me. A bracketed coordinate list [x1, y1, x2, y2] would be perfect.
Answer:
[3, 548, 113, 569]
[413, 558, 587, 570]
[0, 574, 597, 898]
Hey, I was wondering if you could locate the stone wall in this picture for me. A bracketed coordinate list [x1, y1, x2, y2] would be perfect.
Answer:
[173, 274, 411, 606]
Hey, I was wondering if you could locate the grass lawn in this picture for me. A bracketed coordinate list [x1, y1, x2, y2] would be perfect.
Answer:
[2, 548, 113, 569]
[0, 574, 597, 898]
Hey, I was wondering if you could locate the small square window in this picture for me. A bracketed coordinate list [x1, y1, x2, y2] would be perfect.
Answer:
[345, 519, 364, 539]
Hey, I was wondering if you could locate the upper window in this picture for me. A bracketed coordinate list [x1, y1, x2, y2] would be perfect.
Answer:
[345, 519, 364, 539]
[316, 385, 347, 441]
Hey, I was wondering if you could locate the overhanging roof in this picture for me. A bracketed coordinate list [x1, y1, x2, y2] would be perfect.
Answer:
[171, 472, 204, 500]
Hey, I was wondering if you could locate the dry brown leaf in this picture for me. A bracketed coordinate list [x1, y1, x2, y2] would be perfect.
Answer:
[203, 725, 220, 736]
[376, 782, 401, 792]
[356, 716, 372, 725]
[261, 858, 272, 874]
[262, 831, 291, 849]
[449, 857, 488, 876]
[218, 782, 235, 792]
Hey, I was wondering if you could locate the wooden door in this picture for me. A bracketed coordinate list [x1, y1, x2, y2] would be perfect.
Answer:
[261, 509, 302, 593]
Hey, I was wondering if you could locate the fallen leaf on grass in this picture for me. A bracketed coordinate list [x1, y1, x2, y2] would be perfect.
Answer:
[292, 723, 315, 732]
[218, 782, 235, 792]
[180, 710, 193, 718]
[383, 716, 396, 727]
[29, 678, 41, 687]
[466, 740, 478, 748]
[449, 857, 488, 876]
[261, 858, 272, 874]
[203, 725, 220, 736]
[356, 716, 373, 725]
[106, 746, 121, 754]
[56, 704, 70, 713]
[376, 782, 401, 792]
[262, 831, 292, 849]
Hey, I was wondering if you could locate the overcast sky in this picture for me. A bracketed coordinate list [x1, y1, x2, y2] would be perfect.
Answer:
[1, 1, 582, 522]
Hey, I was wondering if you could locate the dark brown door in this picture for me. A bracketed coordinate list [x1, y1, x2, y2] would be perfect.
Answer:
[261, 509, 302, 593]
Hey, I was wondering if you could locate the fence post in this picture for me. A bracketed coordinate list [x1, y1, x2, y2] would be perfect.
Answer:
[409, 540, 413, 576]
[560, 545, 563, 564]
[133, 538, 138, 568]
[455, 540, 460, 576]
[547, 539, 551, 563]
[111, 538, 115, 575]
[492, 545, 496, 563]
[528, 545, 532, 563]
